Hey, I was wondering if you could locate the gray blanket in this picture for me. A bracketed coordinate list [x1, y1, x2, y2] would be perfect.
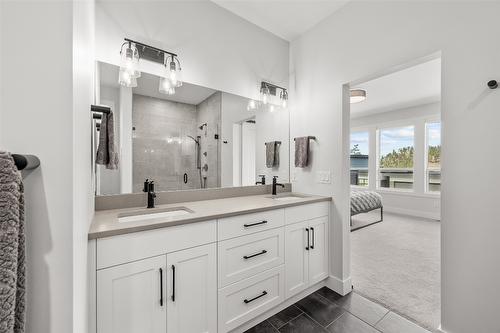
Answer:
[351, 190, 383, 216]
[96, 111, 119, 170]
[0, 151, 26, 333]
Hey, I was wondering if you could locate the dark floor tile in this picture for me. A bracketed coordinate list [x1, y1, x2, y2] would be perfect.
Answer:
[375, 312, 431, 333]
[295, 292, 346, 327]
[315, 287, 344, 303]
[334, 292, 388, 326]
[268, 305, 303, 329]
[279, 314, 327, 333]
[245, 320, 279, 333]
[326, 312, 380, 333]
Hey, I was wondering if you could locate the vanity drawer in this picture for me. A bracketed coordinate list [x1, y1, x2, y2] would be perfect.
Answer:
[218, 209, 284, 240]
[285, 202, 330, 225]
[218, 265, 284, 332]
[218, 228, 284, 288]
[96, 220, 216, 269]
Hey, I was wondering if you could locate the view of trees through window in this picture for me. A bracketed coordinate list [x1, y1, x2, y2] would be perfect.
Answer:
[427, 122, 441, 192]
[350, 131, 369, 186]
[378, 126, 414, 189]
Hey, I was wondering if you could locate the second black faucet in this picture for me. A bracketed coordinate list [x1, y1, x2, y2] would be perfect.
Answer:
[143, 179, 156, 208]
[272, 176, 285, 195]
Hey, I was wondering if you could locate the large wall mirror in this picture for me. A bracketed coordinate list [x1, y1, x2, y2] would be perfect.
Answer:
[93, 62, 290, 195]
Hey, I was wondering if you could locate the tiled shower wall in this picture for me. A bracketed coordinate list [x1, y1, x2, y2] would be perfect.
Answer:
[132, 93, 221, 192]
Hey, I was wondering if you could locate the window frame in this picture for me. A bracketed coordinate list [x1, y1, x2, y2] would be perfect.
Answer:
[424, 118, 441, 193]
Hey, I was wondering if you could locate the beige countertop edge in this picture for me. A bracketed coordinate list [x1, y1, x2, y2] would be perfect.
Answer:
[88, 195, 332, 240]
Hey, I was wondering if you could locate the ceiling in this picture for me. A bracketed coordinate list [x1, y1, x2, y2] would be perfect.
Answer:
[99, 62, 217, 105]
[211, 0, 349, 41]
[351, 58, 441, 118]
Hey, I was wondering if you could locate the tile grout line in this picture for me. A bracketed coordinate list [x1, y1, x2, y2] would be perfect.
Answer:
[270, 310, 304, 331]
[374, 310, 391, 327]
[300, 312, 331, 332]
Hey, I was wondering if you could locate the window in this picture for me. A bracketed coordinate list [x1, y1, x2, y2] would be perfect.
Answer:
[378, 126, 414, 190]
[350, 131, 369, 187]
[426, 122, 441, 192]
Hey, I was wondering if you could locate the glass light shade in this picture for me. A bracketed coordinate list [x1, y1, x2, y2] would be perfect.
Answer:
[350, 89, 366, 103]
[168, 59, 183, 88]
[260, 86, 270, 105]
[281, 99, 287, 108]
[159, 76, 175, 95]
[118, 69, 137, 87]
[120, 43, 141, 79]
[247, 99, 257, 111]
[280, 89, 288, 108]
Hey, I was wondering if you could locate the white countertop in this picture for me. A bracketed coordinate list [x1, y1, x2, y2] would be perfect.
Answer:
[89, 193, 332, 239]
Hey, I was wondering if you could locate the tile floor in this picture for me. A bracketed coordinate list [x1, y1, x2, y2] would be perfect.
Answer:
[245, 287, 431, 333]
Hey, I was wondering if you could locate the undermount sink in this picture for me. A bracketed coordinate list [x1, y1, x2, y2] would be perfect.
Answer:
[118, 207, 193, 223]
[267, 193, 309, 201]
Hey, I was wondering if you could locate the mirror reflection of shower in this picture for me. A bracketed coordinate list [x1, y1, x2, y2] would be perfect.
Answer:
[187, 134, 204, 188]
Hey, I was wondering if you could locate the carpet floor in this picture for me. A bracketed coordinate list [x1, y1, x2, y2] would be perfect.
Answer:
[351, 211, 441, 332]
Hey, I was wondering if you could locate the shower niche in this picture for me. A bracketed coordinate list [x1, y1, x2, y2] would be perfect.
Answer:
[94, 61, 290, 195]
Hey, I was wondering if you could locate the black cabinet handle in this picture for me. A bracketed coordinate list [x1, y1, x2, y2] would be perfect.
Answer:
[310, 227, 315, 249]
[243, 291, 268, 304]
[244, 220, 267, 228]
[159, 268, 164, 306]
[305, 228, 310, 250]
[183, 173, 188, 184]
[171, 265, 175, 302]
[243, 250, 267, 260]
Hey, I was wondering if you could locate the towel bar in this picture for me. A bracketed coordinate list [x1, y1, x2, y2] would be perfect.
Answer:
[91, 104, 111, 114]
[12, 154, 40, 171]
[293, 136, 316, 141]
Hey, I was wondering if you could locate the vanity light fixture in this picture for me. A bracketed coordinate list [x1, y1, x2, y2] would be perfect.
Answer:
[260, 81, 288, 109]
[118, 38, 183, 95]
[350, 89, 367, 103]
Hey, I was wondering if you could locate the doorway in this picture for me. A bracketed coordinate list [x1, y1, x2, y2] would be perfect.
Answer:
[345, 54, 442, 332]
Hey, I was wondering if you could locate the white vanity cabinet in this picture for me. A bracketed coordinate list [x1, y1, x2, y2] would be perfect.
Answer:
[90, 199, 331, 333]
[97, 255, 167, 333]
[284, 206, 329, 299]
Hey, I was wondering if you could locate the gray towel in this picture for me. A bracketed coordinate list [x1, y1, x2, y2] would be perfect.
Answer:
[294, 137, 310, 168]
[0, 151, 26, 333]
[265, 141, 280, 168]
[96, 111, 119, 170]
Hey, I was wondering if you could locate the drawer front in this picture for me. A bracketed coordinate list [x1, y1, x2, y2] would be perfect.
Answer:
[218, 266, 284, 333]
[218, 228, 284, 288]
[218, 209, 284, 240]
[97, 220, 216, 269]
[284, 202, 329, 225]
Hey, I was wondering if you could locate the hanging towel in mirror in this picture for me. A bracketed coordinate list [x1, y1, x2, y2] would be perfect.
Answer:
[0, 151, 26, 333]
[265, 141, 280, 168]
[96, 111, 119, 170]
[295, 137, 310, 168]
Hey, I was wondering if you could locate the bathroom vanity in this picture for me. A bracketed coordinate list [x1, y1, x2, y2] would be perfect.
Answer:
[88, 192, 331, 333]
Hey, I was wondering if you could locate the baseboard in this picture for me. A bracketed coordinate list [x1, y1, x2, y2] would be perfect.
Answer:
[384, 206, 440, 220]
[326, 275, 352, 296]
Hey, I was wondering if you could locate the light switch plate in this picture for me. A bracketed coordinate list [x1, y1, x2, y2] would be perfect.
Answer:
[316, 170, 331, 184]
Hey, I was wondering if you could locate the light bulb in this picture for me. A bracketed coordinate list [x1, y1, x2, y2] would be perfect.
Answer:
[159, 76, 173, 94]
[247, 100, 257, 111]
[168, 57, 183, 88]
[281, 99, 287, 108]
[260, 85, 270, 105]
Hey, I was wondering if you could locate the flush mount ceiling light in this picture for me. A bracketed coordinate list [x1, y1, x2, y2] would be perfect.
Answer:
[259, 81, 288, 110]
[350, 89, 367, 103]
[118, 38, 183, 95]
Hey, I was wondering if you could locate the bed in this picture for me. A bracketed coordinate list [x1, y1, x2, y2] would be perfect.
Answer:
[351, 190, 383, 231]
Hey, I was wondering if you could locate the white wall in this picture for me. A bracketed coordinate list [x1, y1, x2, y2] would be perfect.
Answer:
[352, 102, 441, 220]
[0, 2, 94, 333]
[290, 2, 500, 332]
[95, 0, 289, 101]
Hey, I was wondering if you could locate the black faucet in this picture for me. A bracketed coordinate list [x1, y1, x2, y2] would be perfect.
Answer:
[272, 176, 285, 195]
[143, 179, 156, 208]
[256, 175, 266, 185]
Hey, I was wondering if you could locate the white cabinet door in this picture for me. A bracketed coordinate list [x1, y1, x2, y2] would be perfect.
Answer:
[308, 216, 329, 284]
[97, 255, 166, 333]
[167, 243, 217, 333]
[284, 220, 309, 298]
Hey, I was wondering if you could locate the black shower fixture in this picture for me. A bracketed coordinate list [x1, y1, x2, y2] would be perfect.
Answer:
[487, 80, 498, 89]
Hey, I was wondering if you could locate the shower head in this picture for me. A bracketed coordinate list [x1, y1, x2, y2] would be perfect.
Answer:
[198, 123, 207, 130]
[187, 135, 200, 144]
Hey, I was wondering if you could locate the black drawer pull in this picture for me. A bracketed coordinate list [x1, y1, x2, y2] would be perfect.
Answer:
[159, 268, 164, 306]
[243, 250, 267, 260]
[310, 227, 315, 249]
[171, 265, 176, 302]
[244, 291, 268, 304]
[244, 220, 268, 228]
[305, 228, 310, 250]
